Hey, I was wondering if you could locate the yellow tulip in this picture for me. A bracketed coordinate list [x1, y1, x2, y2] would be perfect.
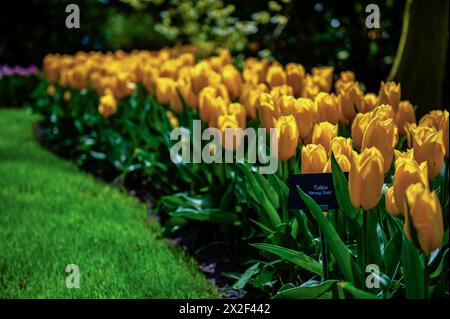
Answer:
[155, 77, 176, 105]
[362, 93, 378, 113]
[404, 183, 443, 255]
[98, 94, 117, 118]
[311, 121, 338, 154]
[275, 115, 299, 161]
[385, 186, 400, 216]
[278, 95, 297, 116]
[370, 104, 396, 121]
[330, 137, 355, 160]
[393, 158, 428, 215]
[378, 81, 401, 112]
[312, 66, 334, 93]
[412, 127, 445, 179]
[393, 149, 414, 169]
[266, 64, 287, 88]
[439, 111, 449, 158]
[286, 63, 305, 97]
[258, 93, 279, 129]
[340, 71, 355, 82]
[396, 100, 416, 135]
[419, 110, 446, 129]
[241, 83, 268, 120]
[218, 114, 241, 150]
[228, 103, 246, 129]
[190, 62, 221, 94]
[348, 147, 385, 210]
[47, 85, 56, 97]
[351, 112, 372, 150]
[301, 144, 328, 174]
[63, 90, 71, 102]
[294, 98, 316, 143]
[314, 92, 341, 125]
[323, 154, 351, 173]
[222, 64, 242, 100]
[362, 116, 398, 173]
[270, 85, 294, 100]
[177, 78, 198, 109]
[339, 82, 364, 123]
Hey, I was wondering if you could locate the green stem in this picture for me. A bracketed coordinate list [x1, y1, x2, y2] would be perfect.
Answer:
[424, 255, 430, 299]
[362, 211, 368, 273]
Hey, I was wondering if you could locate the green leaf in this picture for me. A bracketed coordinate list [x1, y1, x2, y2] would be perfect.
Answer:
[338, 282, 378, 299]
[250, 243, 323, 276]
[401, 234, 424, 298]
[273, 280, 338, 299]
[233, 263, 260, 289]
[296, 186, 359, 283]
[170, 208, 240, 225]
[330, 153, 361, 225]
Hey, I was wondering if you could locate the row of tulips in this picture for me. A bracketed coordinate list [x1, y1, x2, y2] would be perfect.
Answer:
[34, 46, 448, 298]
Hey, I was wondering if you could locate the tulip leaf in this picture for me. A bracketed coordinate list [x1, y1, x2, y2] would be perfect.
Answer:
[250, 243, 323, 276]
[330, 153, 361, 226]
[170, 208, 241, 225]
[297, 185, 359, 283]
[338, 282, 378, 299]
[272, 280, 339, 299]
[401, 234, 425, 299]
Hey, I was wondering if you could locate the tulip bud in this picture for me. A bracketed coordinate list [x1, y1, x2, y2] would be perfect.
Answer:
[301, 144, 328, 174]
[396, 100, 416, 135]
[393, 149, 414, 169]
[270, 85, 294, 100]
[404, 183, 443, 255]
[155, 77, 176, 105]
[314, 92, 341, 125]
[279, 95, 297, 116]
[330, 137, 355, 160]
[286, 63, 305, 97]
[222, 64, 242, 100]
[419, 110, 446, 129]
[218, 114, 242, 150]
[370, 104, 396, 122]
[98, 94, 117, 118]
[312, 66, 334, 93]
[241, 83, 268, 120]
[348, 147, 385, 210]
[323, 154, 351, 173]
[412, 127, 445, 179]
[340, 71, 355, 82]
[351, 112, 372, 150]
[190, 62, 221, 94]
[362, 93, 378, 113]
[294, 98, 316, 143]
[340, 82, 364, 123]
[275, 115, 299, 161]
[228, 103, 246, 129]
[385, 186, 400, 216]
[258, 93, 279, 129]
[177, 78, 198, 109]
[393, 158, 428, 215]
[362, 116, 398, 173]
[266, 64, 287, 88]
[379, 81, 401, 112]
[312, 121, 338, 154]
[439, 111, 448, 158]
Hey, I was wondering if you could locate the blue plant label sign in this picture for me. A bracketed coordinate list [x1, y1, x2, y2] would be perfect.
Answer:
[288, 173, 340, 211]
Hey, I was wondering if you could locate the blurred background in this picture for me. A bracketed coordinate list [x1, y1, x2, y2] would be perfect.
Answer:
[0, 0, 448, 112]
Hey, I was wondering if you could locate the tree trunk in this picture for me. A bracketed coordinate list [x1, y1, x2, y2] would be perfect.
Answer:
[388, 0, 449, 118]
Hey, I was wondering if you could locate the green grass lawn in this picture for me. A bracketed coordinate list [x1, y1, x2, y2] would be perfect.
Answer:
[0, 108, 219, 298]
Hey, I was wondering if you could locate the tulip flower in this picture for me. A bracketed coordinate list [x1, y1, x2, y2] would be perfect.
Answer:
[190, 62, 221, 94]
[379, 81, 401, 112]
[339, 82, 364, 123]
[218, 114, 242, 150]
[393, 149, 414, 168]
[266, 64, 287, 88]
[439, 111, 448, 158]
[222, 64, 242, 100]
[275, 115, 299, 161]
[312, 66, 334, 93]
[396, 100, 416, 135]
[370, 104, 396, 122]
[323, 154, 351, 173]
[177, 78, 198, 109]
[279, 95, 297, 116]
[228, 103, 246, 129]
[412, 127, 445, 179]
[311, 121, 338, 154]
[330, 137, 355, 160]
[362, 116, 398, 173]
[98, 94, 117, 118]
[293, 98, 316, 143]
[258, 93, 279, 129]
[392, 157, 428, 215]
[404, 183, 443, 255]
[348, 147, 385, 210]
[362, 93, 378, 113]
[385, 186, 400, 216]
[47, 85, 56, 97]
[286, 63, 305, 97]
[63, 90, 71, 102]
[241, 83, 268, 120]
[351, 112, 372, 150]
[270, 85, 294, 100]
[314, 92, 341, 125]
[301, 144, 328, 174]
[156, 77, 176, 105]
[419, 110, 446, 128]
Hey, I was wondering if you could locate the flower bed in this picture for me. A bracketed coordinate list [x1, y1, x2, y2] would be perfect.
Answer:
[31, 47, 449, 299]
[0, 64, 39, 107]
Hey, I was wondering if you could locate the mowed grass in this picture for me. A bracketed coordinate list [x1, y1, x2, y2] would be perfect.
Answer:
[0, 108, 219, 298]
